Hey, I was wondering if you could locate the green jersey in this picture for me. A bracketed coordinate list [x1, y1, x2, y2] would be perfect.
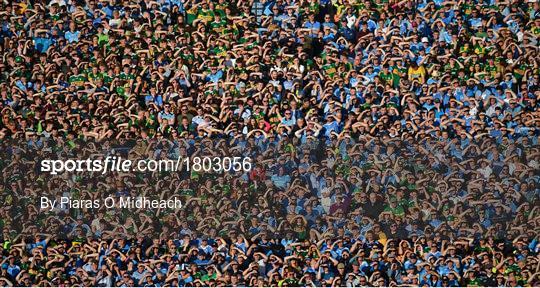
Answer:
[69, 74, 86, 87]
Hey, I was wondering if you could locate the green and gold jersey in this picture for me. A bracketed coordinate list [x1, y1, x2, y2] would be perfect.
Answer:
[513, 63, 529, 80]
[474, 44, 486, 56]
[210, 20, 228, 33]
[532, 26, 540, 36]
[461, 3, 474, 15]
[307, 2, 320, 14]
[379, 71, 393, 84]
[322, 63, 337, 77]
[186, 6, 199, 24]
[391, 66, 406, 86]
[198, 9, 215, 22]
[485, 65, 498, 78]
[212, 46, 228, 57]
[87, 71, 103, 82]
[69, 74, 86, 87]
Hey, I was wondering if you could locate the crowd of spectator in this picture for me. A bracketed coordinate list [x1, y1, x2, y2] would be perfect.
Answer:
[0, 135, 538, 286]
[0, 0, 539, 286]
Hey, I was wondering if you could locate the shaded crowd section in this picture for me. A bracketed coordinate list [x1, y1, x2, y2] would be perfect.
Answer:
[0, 0, 539, 286]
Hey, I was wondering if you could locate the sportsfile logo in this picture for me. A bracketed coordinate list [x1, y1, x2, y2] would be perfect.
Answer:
[40, 156, 252, 175]
[40, 156, 133, 175]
